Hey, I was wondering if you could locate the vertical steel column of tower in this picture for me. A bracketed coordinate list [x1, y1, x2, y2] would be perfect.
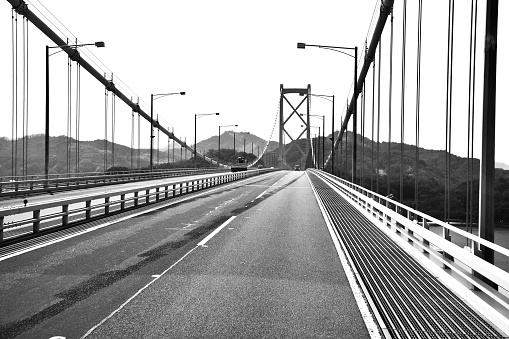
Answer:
[279, 85, 311, 169]
[279, 85, 284, 168]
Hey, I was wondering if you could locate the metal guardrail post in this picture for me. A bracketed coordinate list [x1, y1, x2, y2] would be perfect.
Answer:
[86, 200, 91, 219]
[172, 184, 176, 197]
[0, 216, 3, 242]
[120, 194, 126, 210]
[32, 210, 40, 233]
[62, 205, 68, 226]
[165, 186, 169, 199]
[145, 190, 150, 204]
[134, 192, 139, 207]
[104, 198, 110, 215]
[156, 188, 160, 202]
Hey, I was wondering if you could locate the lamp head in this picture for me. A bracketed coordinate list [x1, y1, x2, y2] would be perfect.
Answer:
[95, 41, 105, 48]
[215, 113, 220, 115]
[297, 42, 306, 49]
[180, 92, 186, 95]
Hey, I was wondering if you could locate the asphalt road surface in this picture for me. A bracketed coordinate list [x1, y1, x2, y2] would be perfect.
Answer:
[0, 171, 369, 339]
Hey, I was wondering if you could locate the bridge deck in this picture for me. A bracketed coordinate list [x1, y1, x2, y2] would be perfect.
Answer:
[309, 172, 505, 339]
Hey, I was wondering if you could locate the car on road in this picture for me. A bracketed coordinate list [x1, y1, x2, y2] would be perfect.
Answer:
[294, 165, 300, 171]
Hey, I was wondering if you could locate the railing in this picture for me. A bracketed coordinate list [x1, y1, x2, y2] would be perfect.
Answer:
[0, 169, 278, 244]
[0, 168, 229, 197]
[311, 169, 509, 334]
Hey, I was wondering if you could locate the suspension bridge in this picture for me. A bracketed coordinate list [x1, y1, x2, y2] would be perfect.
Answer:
[1, 0, 508, 338]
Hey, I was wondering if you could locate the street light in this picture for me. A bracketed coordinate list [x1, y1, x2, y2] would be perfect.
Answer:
[195, 113, 219, 168]
[45, 41, 105, 180]
[218, 124, 238, 167]
[150, 91, 185, 170]
[298, 42, 357, 182]
[306, 93, 335, 174]
[303, 125, 321, 169]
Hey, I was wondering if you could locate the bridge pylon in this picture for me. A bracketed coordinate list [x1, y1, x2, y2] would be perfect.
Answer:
[279, 84, 311, 169]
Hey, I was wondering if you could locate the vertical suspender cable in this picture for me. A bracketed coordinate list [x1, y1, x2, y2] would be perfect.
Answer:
[157, 115, 160, 166]
[67, 46, 72, 175]
[76, 51, 81, 174]
[138, 111, 141, 169]
[104, 80, 108, 171]
[111, 86, 116, 169]
[377, 35, 382, 194]
[388, 9, 394, 196]
[415, 0, 423, 210]
[400, 0, 407, 205]
[361, 83, 365, 186]
[445, 0, 455, 222]
[371, 59, 375, 191]
[21, 14, 25, 177]
[131, 106, 134, 170]
[24, 16, 29, 177]
[467, 0, 478, 238]
[14, 11, 18, 178]
[11, 9, 15, 178]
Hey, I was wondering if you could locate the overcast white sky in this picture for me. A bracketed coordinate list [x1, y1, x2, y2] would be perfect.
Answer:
[1, 0, 508, 164]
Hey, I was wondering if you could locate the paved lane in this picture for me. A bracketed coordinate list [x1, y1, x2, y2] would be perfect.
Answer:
[0, 171, 287, 339]
[86, 172, 370, 338]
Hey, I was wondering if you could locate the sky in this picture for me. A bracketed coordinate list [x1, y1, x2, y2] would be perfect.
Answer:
[1, 0, 508, 165]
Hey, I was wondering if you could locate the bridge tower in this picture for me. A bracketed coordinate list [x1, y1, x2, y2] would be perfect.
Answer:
[279, 85, 311, 169]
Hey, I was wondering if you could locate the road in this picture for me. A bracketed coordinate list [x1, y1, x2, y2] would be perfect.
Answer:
[0, 171, 369, 339]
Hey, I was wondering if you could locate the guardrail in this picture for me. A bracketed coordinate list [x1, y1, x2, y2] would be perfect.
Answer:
[0, 168, 228, 197]
[311, 169, 509, 334]
[0, 169, 278, 245]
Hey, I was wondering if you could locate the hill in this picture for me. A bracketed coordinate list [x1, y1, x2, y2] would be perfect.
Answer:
[195, 131, 278, 156]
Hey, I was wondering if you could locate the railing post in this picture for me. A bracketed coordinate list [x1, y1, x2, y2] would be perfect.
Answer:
[145, 190, 150, 204]
[62, 205, 69, 226]
[104, 198, 110, 215]
[423, 219, 429, 247]
[165, 186, 169, 199]
[156, 188, 160, 202]
[0, 216, 3, 242]
[86, 200, 91, 219]
[180, 183, 183, 196]
[173, 184, 176, 197]
[134, 191, 139, 207]
[121, 194, 126, 210]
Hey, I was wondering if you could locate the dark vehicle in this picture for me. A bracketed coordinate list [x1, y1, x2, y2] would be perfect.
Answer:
[231, 157, 248, 172]
[294, 165, 300, 171]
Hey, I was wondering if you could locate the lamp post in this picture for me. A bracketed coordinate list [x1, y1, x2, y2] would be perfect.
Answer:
[298, 42, 357, 181]
[45, 41, 105, 181]
[218, 124, 238, 167]
[304, 113, 326, 171]
[150, 91, 185, 171]
[195, 113, 219, 168]
[304, 125, 321, 169]
[306, 93, 335, 174]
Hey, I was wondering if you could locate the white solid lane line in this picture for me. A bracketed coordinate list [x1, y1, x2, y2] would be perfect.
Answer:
[197, 216, 236, 247]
